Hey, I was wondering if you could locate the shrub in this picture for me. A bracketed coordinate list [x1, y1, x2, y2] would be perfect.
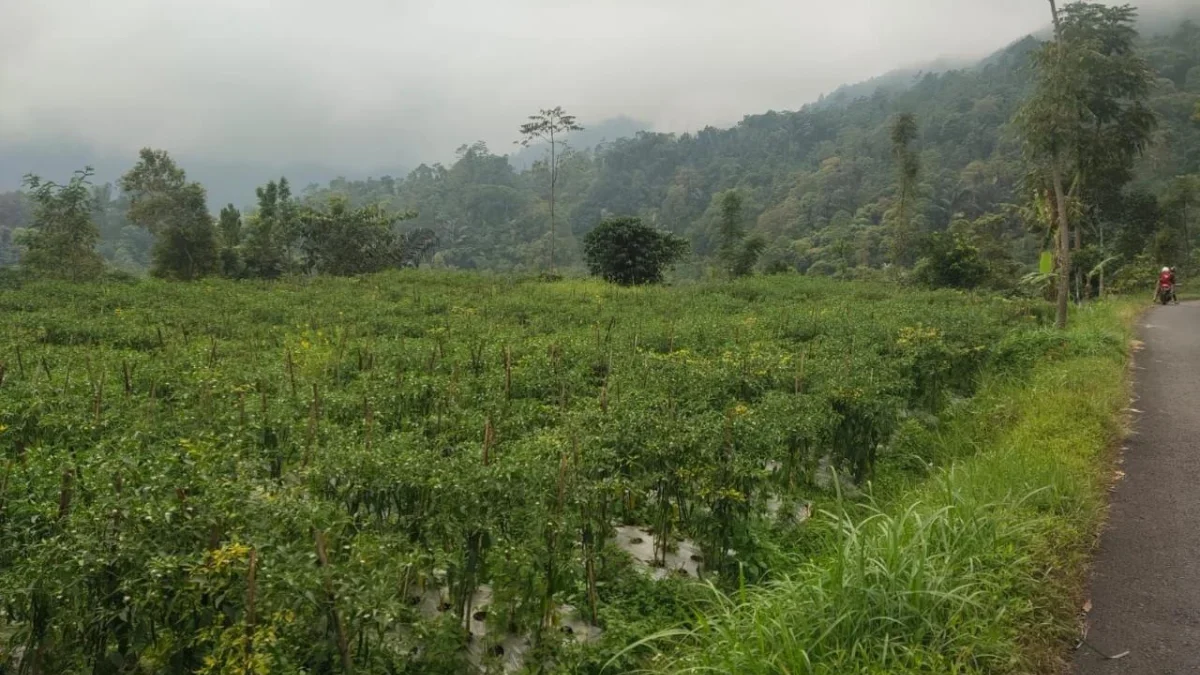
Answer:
[914, 232, 989, 289]
[582, 216, 689, 286]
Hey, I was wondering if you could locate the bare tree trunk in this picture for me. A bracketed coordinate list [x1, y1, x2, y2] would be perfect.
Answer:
[1053, 163, 1071, 329]
[549, 129, 556, 274]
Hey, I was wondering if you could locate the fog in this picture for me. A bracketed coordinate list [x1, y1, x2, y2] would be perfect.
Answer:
[0, 0, 1194, 185]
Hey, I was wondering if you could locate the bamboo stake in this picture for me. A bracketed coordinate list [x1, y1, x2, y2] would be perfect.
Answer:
[57, 468, 74, 520]
[246, 549, 258, 659]
[504, 346, 512, 400]
[363, 396, 373, 451]
[286, 350, 297, 399]
[314, 530, 354, 674]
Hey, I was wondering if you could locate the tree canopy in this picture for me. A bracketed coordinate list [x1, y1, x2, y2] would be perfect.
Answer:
[583, 216, 688, 285]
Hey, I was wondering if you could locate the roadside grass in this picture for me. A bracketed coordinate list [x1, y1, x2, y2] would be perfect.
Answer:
[639, 301, 1136, 675]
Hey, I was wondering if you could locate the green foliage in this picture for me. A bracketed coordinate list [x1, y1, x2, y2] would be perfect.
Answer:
[0, 191, 32, 266]
[0, 272, 1052, 673]
[582, 216, 689, 285]
[295, 196, 427, 275]
[888, 113, 921, 265]
[715, 191, 763, 277]
[243, 179, 294, 280]
[646, 302, 1132, 674]
[18, 167, 105, 281]
[914, 231, 989, 289]
[217, 204, 243, 277]
[119, 148, 219, 280]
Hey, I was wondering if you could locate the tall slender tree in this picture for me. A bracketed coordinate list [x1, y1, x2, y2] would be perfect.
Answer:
[1016, 1, 1155, 328]
[217, 204, 243, 277]
[517, 107, 583, 274]
[715, 190, 764, 277]
[243, 177, 299, 279]
[888, 113, 921, 265]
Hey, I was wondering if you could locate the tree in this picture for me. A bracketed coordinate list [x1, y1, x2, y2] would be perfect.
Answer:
[1015, 1, 1156, 328]
[0, 192, 31, 266]
[119, 149, 218, 280]
[583, 216, 689, 285]
[888, 113, 921, 265]
[218, 204, 242, 247]
[1163, 175, 1199, 260]
[217, 204, 243, 277]
[517, 107, 583, 274]
[243, 179, 290, 279]
[295, 196, 425, 276]
[715, 191, 764, 277]
[18, 168, 105, 281]
[913, 231, 989, 289]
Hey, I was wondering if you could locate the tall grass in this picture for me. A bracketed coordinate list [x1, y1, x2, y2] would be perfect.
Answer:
[643, 302, 1133, 674]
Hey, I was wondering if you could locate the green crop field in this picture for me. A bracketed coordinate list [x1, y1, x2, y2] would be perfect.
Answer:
[0, 272, 1107, 674]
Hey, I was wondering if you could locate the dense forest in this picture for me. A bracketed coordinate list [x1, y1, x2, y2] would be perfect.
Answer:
[2, 12, 1199, 286]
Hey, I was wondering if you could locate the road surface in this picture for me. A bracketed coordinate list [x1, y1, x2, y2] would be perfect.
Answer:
[1075, 302, 1200, 674]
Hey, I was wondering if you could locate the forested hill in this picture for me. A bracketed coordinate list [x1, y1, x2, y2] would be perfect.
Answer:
[2, 15, 1199, 276]
[295, 18, 1200, 274]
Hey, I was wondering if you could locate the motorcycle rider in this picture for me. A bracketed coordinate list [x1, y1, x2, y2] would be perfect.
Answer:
[1157, 267, 1177, 304]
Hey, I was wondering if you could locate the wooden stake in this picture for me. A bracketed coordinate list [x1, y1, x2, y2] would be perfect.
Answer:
[314, 530, 354, 674]
[246, 549, 258, 653]
[483, 417, 495, 465]
[57, 468, 74, 520]
[304, 384, 320, 467]
[286, 350, 297, 398]
[92, 369, 105, 427]
[364, 396, 373, 451]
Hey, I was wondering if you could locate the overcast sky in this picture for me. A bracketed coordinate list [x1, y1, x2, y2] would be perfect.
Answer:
[0, 0, 1189, 173]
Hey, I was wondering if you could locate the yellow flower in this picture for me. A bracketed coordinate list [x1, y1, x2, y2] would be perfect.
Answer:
[0, 424, 7, 433]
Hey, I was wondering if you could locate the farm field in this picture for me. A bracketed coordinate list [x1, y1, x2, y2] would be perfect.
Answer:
[0, 272, 1123, 674]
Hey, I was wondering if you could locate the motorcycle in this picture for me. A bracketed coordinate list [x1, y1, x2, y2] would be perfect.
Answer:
[1157, 283, 1177, 305]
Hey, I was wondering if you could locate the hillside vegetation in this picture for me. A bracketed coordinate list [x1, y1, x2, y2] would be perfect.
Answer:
[1, 15, 1197, 280]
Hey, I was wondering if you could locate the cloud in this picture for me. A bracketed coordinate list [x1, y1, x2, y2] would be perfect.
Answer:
[0, 0, 1189, 173]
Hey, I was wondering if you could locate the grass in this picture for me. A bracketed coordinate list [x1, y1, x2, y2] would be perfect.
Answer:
[642, 301, 1136, 674]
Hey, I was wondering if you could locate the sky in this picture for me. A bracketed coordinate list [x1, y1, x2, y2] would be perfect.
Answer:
[0, 0, 1191, 178]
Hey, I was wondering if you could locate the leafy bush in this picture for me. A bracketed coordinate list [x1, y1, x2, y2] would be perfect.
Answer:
[582, 216, 688, 285]
[914, 232, 989, 289]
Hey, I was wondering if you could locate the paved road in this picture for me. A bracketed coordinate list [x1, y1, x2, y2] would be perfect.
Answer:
[1076, 302, 1200, 675]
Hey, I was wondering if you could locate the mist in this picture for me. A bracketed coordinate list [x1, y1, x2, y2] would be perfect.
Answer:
[1, 0, 1196, 193]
